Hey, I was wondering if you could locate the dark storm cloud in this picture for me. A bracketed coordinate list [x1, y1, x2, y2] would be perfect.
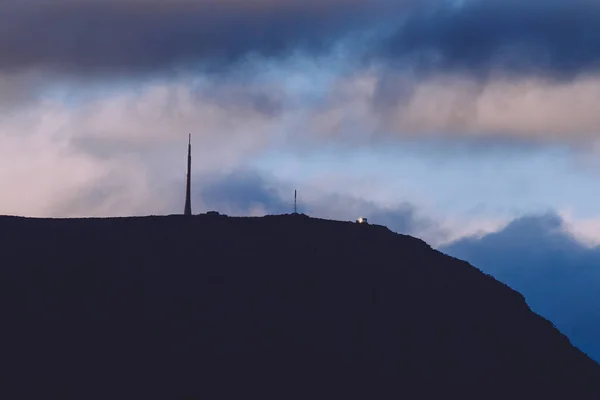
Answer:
[441, 213, 600, 362]
[2, 0, 600, 79]
[381, 0, 600, 79]
[0, 0, 407, 76]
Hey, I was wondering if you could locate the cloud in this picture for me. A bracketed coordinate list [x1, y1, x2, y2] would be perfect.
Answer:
[2, 0, 599, 82]
[441, 213, 600, 362]
[2, 0, 600, 149]
[379, 0, 600, 80]
[0, 79, 285, 217]
[308, 71, 600, 143]
[199, 170, 291, 216]
[0, 0, 408, 77]
[2, 73, 600, 219]
[559, 211, 600, 248]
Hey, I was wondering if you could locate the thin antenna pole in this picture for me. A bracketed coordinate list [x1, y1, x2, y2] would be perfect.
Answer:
[294, 190, 297, 214]
[184, 134, 192, 216]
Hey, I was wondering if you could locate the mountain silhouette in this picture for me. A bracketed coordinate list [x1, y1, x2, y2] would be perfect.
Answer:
[1, 213, 599, 399]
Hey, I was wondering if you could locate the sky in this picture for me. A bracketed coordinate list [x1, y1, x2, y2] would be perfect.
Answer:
[2, 0, 600, 361]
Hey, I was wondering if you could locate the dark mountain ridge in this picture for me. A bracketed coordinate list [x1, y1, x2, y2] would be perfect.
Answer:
[1, 213, 599, 399]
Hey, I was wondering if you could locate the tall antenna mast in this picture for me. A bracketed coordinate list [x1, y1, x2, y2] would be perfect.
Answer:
[294, 190, 297, 214]
[184, 134, 192, 216]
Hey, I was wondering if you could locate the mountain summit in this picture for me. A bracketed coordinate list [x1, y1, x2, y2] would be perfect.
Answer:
[1, 214, 599, 399]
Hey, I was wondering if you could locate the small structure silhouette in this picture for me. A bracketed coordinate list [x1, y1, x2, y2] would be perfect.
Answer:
[184, 134, 192, 216]
[356, 217, 368, 224]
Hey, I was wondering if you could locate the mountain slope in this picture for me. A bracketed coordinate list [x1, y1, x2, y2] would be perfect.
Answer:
[1, 213, 599, 399]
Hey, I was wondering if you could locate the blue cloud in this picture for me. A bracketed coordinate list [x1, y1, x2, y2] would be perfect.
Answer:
[379, 0, 600, 80]
[199, 170, 291, 215]
[196, 169, 435, 238]
[441, 213, 600, 362]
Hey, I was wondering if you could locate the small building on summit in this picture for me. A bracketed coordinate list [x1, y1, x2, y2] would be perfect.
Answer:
[356, 217, 368, 224]
[205, 211, 228, 218]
